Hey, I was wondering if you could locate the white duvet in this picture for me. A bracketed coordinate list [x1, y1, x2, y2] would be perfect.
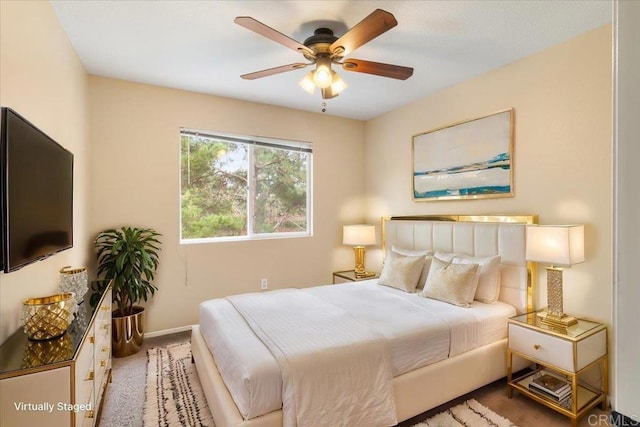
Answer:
[226, 289, 397, 427]
[198, 281, 516, 423]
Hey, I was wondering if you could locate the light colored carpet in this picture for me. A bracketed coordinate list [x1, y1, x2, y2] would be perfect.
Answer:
[412, 399, 516, 427]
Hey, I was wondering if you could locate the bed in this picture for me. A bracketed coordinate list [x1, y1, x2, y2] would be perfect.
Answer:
[191, 214, 537, 427]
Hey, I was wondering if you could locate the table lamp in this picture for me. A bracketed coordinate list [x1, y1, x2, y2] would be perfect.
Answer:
[343, 225, 376, 278]
[526, 224, 585, 327]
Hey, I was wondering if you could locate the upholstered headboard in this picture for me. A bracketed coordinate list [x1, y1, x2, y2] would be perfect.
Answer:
[382, 215, 537, 314]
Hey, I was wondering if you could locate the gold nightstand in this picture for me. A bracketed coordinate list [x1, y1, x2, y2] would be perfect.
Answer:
[332, 270, 379, 284]
[507, 312, 608, 427]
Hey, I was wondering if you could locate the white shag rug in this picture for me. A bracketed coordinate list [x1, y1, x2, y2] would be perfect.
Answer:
[412, 399, 517, 427]
[143, 342, 214, 427]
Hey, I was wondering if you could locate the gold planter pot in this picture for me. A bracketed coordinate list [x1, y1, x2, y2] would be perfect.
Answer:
[111, 306, 145, 358]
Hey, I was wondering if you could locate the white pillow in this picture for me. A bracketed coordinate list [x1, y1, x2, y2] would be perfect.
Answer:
[378, 251, 426, 293]
[452, 254, 501, 303]
[421, 257, 480, 307]
[433, 251, 458, 262]
[391, 246, 433, 290]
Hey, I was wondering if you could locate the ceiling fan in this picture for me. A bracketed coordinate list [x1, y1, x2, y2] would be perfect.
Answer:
[235, 9, 414, 100]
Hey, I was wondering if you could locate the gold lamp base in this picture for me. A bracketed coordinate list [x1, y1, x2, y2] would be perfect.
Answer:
[539, 266, 578, 328]
[355, 271, 376, 279]
[352, 246, 377, 279]
[537, 311, 578, 327]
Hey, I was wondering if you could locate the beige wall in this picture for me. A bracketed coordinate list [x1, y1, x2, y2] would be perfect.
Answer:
[0, 1, 90, 343]
[364, 25, 612, 326]
[88, 77, 366, 333]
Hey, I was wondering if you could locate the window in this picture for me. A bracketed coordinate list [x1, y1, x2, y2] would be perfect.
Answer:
[180, 129, 312, 242]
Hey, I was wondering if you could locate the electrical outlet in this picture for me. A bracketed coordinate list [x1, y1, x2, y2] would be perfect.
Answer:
[260, 278, 268, 290]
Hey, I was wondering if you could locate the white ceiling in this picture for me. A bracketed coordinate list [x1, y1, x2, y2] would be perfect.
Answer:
[50, 1, 612, 121]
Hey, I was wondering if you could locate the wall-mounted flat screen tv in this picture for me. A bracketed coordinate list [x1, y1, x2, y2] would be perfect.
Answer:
[1, 107, 74, 273]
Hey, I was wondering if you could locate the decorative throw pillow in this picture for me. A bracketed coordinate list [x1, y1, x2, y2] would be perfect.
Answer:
[452, 254, 502, 303]
[391, 246, 433, 290]
[421, 257, 480, 307]
[378, 251, 426, 293]
[433, 251, 458, 262]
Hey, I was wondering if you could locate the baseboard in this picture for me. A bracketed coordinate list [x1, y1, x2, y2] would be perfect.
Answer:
[611, 411, 639, 427]
[145, 324, 193, 338]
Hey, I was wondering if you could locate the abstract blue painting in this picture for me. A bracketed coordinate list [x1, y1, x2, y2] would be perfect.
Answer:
[412, 109, 514, 201]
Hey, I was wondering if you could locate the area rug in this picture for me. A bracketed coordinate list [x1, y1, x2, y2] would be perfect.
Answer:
[412, 399, 517, 427]
[143, 342, 215, 427]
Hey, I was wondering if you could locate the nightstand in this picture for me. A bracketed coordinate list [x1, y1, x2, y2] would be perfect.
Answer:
[507, 312, 608, 427]
[332, 270, 379, 284]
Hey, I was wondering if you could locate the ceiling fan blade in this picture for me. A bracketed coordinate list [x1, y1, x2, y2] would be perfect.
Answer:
[235, 16, 314, 56]
[342, 59, 413, 80]
[330, 9, 397, 57]
[241, 63, 309, 80]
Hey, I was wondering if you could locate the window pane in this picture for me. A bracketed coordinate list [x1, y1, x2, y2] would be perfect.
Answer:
[253, 146, 308, 234]
[181, 135, 247, 239]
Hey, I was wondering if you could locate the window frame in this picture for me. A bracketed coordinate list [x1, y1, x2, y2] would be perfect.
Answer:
[179, 129, 313, 244]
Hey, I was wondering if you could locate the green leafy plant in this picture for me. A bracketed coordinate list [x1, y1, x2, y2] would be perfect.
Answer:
[92, 227, 162, 316]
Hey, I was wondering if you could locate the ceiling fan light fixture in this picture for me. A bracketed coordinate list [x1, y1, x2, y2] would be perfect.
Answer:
[299, 72, 316, 94]
[330, 72, 347, 94]
[312, 56, 333, 89]
[313, 65, 332, 88]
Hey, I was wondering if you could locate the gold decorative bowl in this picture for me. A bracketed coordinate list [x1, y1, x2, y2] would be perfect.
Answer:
[22, 293, 75, 341]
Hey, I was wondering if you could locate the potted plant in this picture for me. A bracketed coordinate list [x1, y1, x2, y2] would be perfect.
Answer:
[92, 226, 162, 357]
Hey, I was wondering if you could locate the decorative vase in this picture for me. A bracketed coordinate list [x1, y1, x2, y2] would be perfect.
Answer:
[111, 306, 145, 358]
[59, 266, 88, 306]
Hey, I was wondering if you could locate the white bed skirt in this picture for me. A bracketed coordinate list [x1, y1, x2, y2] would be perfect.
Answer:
[191, 324, 529, 427]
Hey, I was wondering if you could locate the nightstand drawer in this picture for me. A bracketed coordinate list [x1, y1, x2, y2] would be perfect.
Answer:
[509, 323, 573, 371]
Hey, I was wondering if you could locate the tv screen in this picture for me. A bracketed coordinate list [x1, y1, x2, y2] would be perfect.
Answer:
[1, 108, 73, 273]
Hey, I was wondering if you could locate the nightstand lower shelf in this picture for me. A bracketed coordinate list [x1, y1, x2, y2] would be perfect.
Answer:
[509, 368, 603, 420]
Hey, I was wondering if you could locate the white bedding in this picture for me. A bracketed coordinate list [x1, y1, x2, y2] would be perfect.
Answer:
[198, 280, 516, 421]
[226, 289, 396, 427]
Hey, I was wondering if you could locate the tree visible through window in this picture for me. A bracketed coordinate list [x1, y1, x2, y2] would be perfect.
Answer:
[180, 130, 312, 241]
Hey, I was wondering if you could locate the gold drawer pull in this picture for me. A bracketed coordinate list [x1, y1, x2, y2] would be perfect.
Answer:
[533, 344, 541, 350]
[87, 410, 95, 419]
[101, 305, 110, 311]
[86, 371, 94, 381]
[102, 345, 110, 352]
[102, 324, 109, 330]
[100, 360, 107, 367]
[89, 336, 95, 344]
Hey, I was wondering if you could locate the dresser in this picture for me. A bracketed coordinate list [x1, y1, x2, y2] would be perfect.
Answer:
[507, 312, 607, 427]
[0, 282, 112, 427]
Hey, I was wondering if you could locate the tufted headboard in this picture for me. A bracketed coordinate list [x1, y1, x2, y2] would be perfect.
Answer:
[382, 215, 538, 314]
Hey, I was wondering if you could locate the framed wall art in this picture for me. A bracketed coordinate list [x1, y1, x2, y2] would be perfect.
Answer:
[412, 108, 514, 201]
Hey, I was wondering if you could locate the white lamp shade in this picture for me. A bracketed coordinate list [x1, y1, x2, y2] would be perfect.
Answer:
[526, 225, 585, 266]
[343, 225, 376, 246]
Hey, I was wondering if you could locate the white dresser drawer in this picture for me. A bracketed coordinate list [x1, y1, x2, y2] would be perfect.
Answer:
[509, 323, 574, 371]
[74, 336, 95, 407]
[77, 389, 96, 427]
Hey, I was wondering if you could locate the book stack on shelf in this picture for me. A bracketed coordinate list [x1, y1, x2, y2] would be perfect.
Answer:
[529, 371, 572, 407]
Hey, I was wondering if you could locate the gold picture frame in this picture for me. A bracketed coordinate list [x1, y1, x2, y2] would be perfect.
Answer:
[412, 108, 515, 201]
